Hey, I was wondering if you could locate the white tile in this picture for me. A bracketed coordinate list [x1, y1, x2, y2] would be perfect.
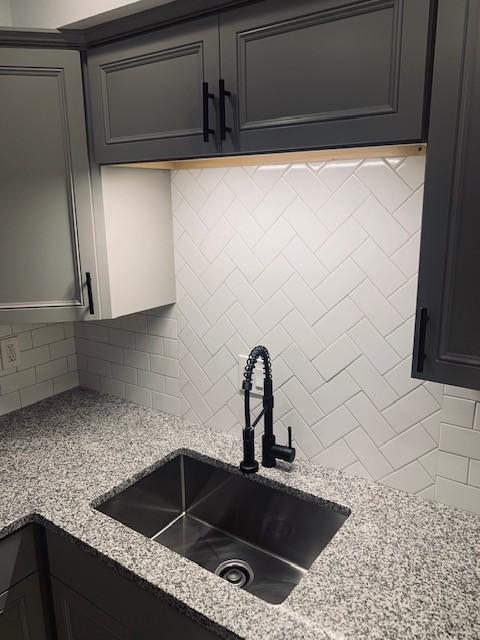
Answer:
[138, 370, 166, 393]
[441, 395, 475, 428]
[20, 380, 54, 406]
[382, 461, 432, 494]
[352, 239, 406, 296]
[51, 371, 78, 394]
[198, 181, 235, 229]
[313, 371, 360, 414]
[282, 274, 326, 325]
[383, 386, 439, 433]
[283, 164, 330, 211]
[252, 164, 288, 192]
[255, 178, 296, 230]
[388, 276, 418, 320]
[436, 477, 480, 515]
[280, 410, 322, 457]
[313, 406, 358, 448]
[147, 317, 177, 339]
[225, 235, 263, 282]
[49, 338, 76, 360]
[346, 392, 395, 447]
[313, 334, 360, 381]
[0, 391, 21, 416]
[203, 316, 236, 356]
[396, 156, 425, 191]
[180, 353, 211, 395]
[343, 460, 373, 481]
[123, 349, 149, 371]
[224, 199, 263, 247]
[349, 319, 400, 375]
[314, 298, 362, 345]
[226, 269, 263, 314]
[281, 309, 325, 359]
[282, 377, 323, 426]
[0, 368, 36, 395]
[282, 236, 327, 289]
[253, 217, 296, 265]
[439, 423, 480, 461]
[312, 439, 356, 470]
[207, 405, 237, 431]
[253, 255, 294, 300]
[253, 290, 293, 335]
[226, 303, 261, 348]
[384, 357, 422, 396]
[469, 459, 480, 488]
[126, 385, 152, 408]
[152, 392, 181, 416]
[32, 324, 65, 347]
[202, 285, 236, 326]
[318, 218, 367, 271]
[261, 325, 292, 357]
[318, 159, 361, 191]
[419, 448, 437, 480]
[204, 347, 235, 384]
[391, 233, 421, 279]
[393, 187, 424, 235]
[380, 424, 435, 469]
[204, 377, 237, 413]
[345, 427, 393, 480]
[18, 346, 50, 371]
[106, 328, 136, 349]
[182, 382, 212, 423]
[179, 297, 210, 338]
[437, 451, 469, 483]
[176, 231, 209, 274]
[76, 338, 123, 364]
[163, 338, 177, 359]
[350, 280, 403, 336]
[347, 356, 397, 411]
[78, 370, 101, 391]
[356, 159, 412, 212]
[318, 175, 369, 232]
[150, 355, 179, 378]
[101, 377, 125, 399]
[315, 259, 365, 310]
[201, 253, 235, 294]
[195, 167, 227, 195]
[444, 385, 480, 402]
[224, 167, 264, 211]
[135, 333, 164, 355]
[283, 197, 328, 251]
[36, 358, 68, 383]
[386, 317, 415, 358]
[282, 344, 324, 393]
[421, 410, 442, 444]
[87, 357, 111, 377]
[172, 170, 207, 209]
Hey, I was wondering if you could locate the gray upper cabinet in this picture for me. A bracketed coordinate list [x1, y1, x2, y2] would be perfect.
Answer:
[413, 0, 480, 389]
[219, 0, 432, 154]
[87, 16, 221, 163]
[0, 47, 100, 323]
[86, 0, 433, 163]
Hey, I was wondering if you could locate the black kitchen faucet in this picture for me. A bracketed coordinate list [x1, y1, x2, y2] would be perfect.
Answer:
[240, 345, 296, 474]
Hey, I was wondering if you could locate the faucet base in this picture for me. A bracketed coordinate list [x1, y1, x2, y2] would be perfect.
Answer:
[240, 460, 259, 474]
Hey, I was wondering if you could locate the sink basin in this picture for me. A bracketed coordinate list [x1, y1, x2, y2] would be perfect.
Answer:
[95, 451, 350, 604]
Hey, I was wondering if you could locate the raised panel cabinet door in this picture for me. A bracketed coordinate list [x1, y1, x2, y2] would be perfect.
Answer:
[52, 578, 133, 640]
[413, 1, 480, 389]
[219, 0, 432, 154]
[0, 573, 48, 640]
[0, 47, 99, 323]
[87, 15, 220, 163]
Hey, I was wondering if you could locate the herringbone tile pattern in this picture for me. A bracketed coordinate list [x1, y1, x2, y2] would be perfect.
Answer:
[173, 156, 443, 496]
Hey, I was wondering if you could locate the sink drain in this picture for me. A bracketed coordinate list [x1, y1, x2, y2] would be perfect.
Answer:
[215, 559, 254, 588]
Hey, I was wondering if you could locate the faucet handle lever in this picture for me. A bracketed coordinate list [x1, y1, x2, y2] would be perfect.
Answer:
[288, 426, 293, 449]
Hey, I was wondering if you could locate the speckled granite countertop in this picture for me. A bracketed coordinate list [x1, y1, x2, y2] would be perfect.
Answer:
[0, 389, 479, 640]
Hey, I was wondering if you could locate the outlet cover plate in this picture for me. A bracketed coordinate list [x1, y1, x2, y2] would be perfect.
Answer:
[1, 336, 21, 370]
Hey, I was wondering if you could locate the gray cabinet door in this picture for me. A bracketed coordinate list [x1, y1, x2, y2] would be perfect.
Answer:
[0, 573, 48, 640]
[413, 1, 480, 389]
[88, 16, 220, 163]
[219, 0, 432, 154]
[0, 48, 99, 323]
[52, 578, 132, 640]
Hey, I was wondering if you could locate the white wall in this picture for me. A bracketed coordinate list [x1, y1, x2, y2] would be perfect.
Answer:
[8, 0, 155, 28]
[0, 0, 11, 26]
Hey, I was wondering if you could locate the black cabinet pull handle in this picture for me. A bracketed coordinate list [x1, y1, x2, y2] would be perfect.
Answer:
[202, 82, 214, 143]
[85, 272, 95, 315]
[413, 306, 428, 373]
[219, 78, 231, 140]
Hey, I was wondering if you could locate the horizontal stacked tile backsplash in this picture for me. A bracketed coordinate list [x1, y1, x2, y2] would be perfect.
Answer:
[0, 322, 78, 415]
[435, 385, 480, 515]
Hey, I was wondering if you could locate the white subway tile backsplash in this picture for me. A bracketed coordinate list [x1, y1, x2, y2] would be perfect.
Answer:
[439, 424, 480, 461]
[441, 395, 475, 428]
[469, 459, 480, 488]
[435, 477, 480, 515]
[356, 160, 412, 212]
[437, 451, 469, 483]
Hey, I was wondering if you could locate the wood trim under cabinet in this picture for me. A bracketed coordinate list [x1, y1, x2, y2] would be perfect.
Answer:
[118, 143, 426, 170]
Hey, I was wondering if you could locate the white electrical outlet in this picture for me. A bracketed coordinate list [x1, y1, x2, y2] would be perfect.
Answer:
[0, 336, 21, 371]
[238, 354, 264, 396]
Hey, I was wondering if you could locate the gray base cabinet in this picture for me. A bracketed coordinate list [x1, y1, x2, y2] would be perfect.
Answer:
[86, 0, 433, 163]
[0, 574, 48, 640]
[413, 0, 480, 389]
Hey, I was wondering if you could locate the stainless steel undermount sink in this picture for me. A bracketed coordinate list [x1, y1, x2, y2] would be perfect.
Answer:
[95, 451, 350, 604]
